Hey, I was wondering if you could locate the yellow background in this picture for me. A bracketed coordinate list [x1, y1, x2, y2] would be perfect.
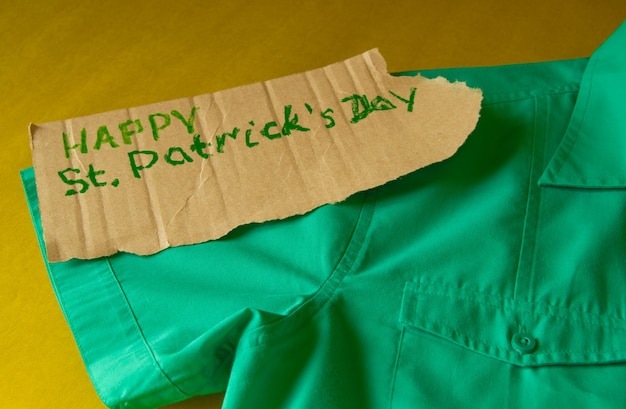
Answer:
[1, 1, 625, 408]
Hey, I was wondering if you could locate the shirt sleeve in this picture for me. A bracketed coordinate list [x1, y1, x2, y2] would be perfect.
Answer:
[20, 166, 368, 408]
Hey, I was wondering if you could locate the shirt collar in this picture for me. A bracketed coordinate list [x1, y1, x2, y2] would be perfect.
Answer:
[539, 20, 626, 188]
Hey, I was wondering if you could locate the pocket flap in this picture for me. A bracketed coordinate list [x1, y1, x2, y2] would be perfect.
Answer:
[401, 280, 626, 366]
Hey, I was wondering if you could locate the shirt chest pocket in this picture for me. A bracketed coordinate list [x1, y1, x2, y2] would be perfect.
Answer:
[389, 280, 626, 409]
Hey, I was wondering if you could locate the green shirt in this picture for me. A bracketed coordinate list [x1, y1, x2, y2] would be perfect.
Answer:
[21, 20, 626, 409]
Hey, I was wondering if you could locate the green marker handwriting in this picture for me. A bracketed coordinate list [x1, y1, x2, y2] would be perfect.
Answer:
[57, 87, 418, 192]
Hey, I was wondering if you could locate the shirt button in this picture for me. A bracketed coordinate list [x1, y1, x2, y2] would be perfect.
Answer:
[511, 333, 537, 354]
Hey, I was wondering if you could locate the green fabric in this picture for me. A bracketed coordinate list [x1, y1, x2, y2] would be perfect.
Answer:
[21, 20, 626, 409]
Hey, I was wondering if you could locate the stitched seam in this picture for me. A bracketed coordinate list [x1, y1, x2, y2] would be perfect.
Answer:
[105, 258, 190, 397]
[512, 95, 541, 306]
[551, 51, 600, 176]
[388, 327, 407, 409]
[249, 190, 377, 343]
[419, 292, 626, 331]
[481, 87, 579, 105]
[409, 285, 626, 330]
[556, 176, 626, 183]
[412, 280, 626, 324]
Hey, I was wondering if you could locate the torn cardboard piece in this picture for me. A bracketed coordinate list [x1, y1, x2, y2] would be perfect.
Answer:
[30, 49, 483, 262]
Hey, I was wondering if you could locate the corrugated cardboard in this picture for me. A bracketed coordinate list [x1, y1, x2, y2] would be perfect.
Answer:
[30, 49, 482, 261]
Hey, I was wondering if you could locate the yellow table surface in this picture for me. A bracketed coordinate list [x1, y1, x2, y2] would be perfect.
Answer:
[2, 1, 625, 408]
